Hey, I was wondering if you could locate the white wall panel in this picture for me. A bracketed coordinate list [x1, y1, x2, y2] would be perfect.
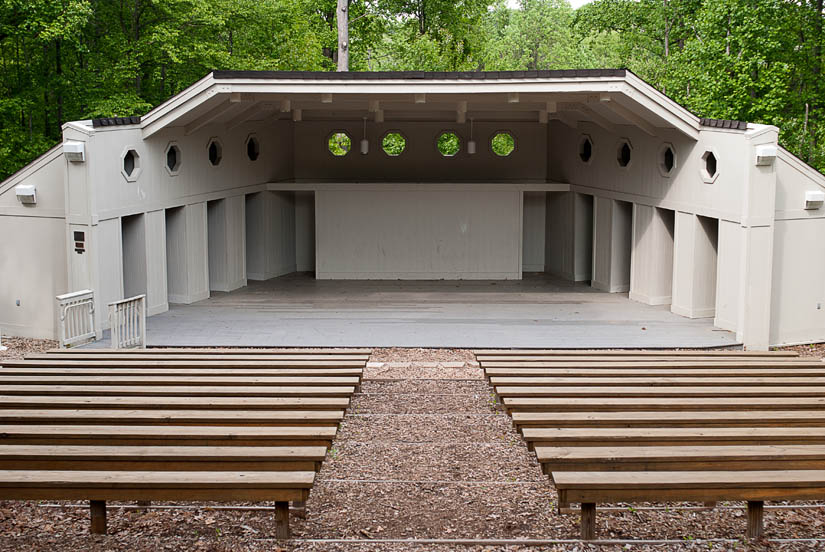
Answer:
[316, 189, 521, 279]
[522, 192, 545, 272]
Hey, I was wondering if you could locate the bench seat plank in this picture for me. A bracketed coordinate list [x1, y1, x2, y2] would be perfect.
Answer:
[0, 445, 326, 471]
[0, 395, 350, 410]
[503, 397, 825, 412]
[0, 424, 337, 446]
[522, 427, 825, 447]
[491, 376, 825, 387]
[45, 347, 372, 355]
[479, 356, 811, 363]
[2, 359, 367, 368]
[474, 350, 798, 356]
[536, 445, 825, 471]
[495, 385, 825, 398]
[512, 410, 825, 428]
[0, 368, 363, 377]
[0, 376, 360, 387]
[31, 354, 369, 362]
[485, 367, 825, 377]
[482, 361, 821, 369]
[0, 385, 355, 397]
[0, 409, 345, 426]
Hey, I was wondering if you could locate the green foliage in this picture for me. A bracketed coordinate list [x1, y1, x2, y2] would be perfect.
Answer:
[328, 132, 352, 156]
[1, 0, 825, 179]
[437, 132, 460, 156]
[491, 132, 515, 156]
[382, 132, 406, 155]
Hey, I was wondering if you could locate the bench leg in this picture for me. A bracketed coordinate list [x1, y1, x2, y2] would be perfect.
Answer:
[90, 500, 107, 535]
[136, 500, 151, 511]
[580, 502, 596, 540]
[703, 501, 717, 509]
[292, 500, 307, 519]
[274, 501, 290, 540]
[747, 501, 764, 539]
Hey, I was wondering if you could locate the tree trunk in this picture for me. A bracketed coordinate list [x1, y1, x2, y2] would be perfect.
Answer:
[337, 0, 349, 71]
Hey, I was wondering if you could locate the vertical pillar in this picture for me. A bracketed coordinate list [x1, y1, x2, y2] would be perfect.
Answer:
[545, 192, 593, 281]
[629, 205, 674, 306]
[165, 203, 209, 304]
[144, 210, 168, 316]
[591, 197, 632, 293]
[207, 196, 246, 292]
[580, 502, 596, 540]
[671, 212, 718, 318]
[714, 219, 742, 333]
[93, 218, 123, 331]
[90, 500, 107, 535]
[246, 191, 296, 281]
[747, 500, 764, 539]
[274, 501, 290, 539]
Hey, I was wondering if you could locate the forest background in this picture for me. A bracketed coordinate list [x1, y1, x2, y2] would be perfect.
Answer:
[1, 0, 824, 179]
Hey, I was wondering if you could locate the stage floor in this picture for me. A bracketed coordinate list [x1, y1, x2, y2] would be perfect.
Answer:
[94, 273, 738, 348]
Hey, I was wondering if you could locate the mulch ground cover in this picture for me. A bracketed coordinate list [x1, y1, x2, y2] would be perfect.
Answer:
[0, 340, 824, 551]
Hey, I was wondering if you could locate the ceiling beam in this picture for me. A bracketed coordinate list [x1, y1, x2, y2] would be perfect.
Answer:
[184, 98, 231, 136]
[601, 96, 659, 136]
[559, 102, 619, 134]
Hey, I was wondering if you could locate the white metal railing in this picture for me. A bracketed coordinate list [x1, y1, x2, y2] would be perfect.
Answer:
[108, 294, 147, 349]
[56, 289, 96, 348]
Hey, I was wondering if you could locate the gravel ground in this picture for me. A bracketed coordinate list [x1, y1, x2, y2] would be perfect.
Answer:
[1, 344, 825, 551]
[0, 336, 57, 360]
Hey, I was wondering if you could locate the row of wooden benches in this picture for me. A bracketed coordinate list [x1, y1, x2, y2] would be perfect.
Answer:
[476, 348, 825, 541]
[0, 348, 370, 538]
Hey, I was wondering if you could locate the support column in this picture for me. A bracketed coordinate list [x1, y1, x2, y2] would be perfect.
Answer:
[580, 502, 596, 540]
[591, 197, 632, 293]
[90, 500, 107, 535]
[207, 196, 247, 292]
[671, 212, 718, 319]
[714, 219, 742, 332]
[629, 205, 674, 306]
[246, 191, 296, 281]
[165, 203, 209, 304]
[144, 210, 169, 316]
[274, 500, 290, 539]
[545, 192, 592, 281]
[747, 500, 764, 539]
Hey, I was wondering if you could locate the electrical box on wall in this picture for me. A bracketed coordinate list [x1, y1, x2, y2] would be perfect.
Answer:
[805, 190, 825, 210]
[74, 231, 86, 254]
[15, 184, 36, 204]
[755, 144, 777, 166]
[63, 141, 85, 162]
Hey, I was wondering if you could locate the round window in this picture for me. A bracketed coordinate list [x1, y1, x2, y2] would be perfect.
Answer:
[491, 132, 515, 157]
[382, 132, 406, 156]
[437, 132, 461, 157]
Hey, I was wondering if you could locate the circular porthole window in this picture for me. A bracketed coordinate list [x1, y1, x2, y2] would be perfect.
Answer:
[579, 135, 593, 164]
[382, 131, 406, 156]
[164, 143, 181, 176]
[328, 132, 351, 156]
[701, 150, 720, 183]
[616, 139, 632, 168]
[207, 138, 223, 167]
[659, 143, 676, 177]
[437, 132, 461, 157]
[491, 131, 515, 157]
[246, 135, 260, 161]
[120, 147, 142, 181]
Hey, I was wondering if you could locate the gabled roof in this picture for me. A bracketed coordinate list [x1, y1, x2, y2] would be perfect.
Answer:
[212, 69, 628, 80]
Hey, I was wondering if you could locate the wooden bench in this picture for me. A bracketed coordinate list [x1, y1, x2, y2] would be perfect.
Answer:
[495, 385, 825, 398]
[0, 470, 313, 537]
[0, 367, 364, 377]
[0, 375, 361, 387]
[1, 359, 367, 368]
[536, 445, 825, 472]
[0, 408, 345, 426]
[485, 367, 825, 377]
[0, 424, 338, 446]
[0, 444, 327, 471]
[503, 396, 825, 412]
[30, 353, 371, 361]
[552, 470, 825, 540]
[0, 395, 351, 410]
[512, 410, 825, 429]
[481, 360, 823, 369]
[474, 349, 799, 357]
[521, 427, 825, 449]
[43, 347, 372, 355]
[0, 384, 355, 397]
[490, 376, 825, 387]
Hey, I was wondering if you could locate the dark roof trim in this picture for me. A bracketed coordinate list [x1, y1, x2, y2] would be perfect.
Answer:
[699, 118, 748, 131]
[212, 69, 627, 81]
[92, 116, 141, 128]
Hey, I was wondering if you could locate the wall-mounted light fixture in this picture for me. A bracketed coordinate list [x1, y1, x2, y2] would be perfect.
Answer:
[63, 141, 85, 162]
[360, 117, 369, 155]
[467, 118, 477, 155]
[805, 190, 825, 210]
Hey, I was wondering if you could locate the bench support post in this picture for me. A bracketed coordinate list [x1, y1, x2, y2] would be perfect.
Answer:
[274, 501, 290, 540]
[90, 500, 107, 535]
[580, 502, 596, 540]
[747, 500, 764, 539]
[292, 500, 307, 519]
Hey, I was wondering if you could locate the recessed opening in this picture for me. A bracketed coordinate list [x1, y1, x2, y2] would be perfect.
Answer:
[491, 132, 515, 157]
[123, 150, 137, 176]
[208, 140, 222, 166]
[382, 131, 406, 156]
[579, 137, 593, 163]
[617, 141, 631, 167]
[437, 132, 460, 157]
[247, 136, 260, 161]
[663, 147, 674, 173]
[328, 132, 351, 156]
[705, 152, 717, 177]
[121, 213, 147, 299]
[165, 144, 181, 174]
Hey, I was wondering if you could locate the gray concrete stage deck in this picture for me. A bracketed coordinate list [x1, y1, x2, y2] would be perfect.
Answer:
[94, 273, 738, 348]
